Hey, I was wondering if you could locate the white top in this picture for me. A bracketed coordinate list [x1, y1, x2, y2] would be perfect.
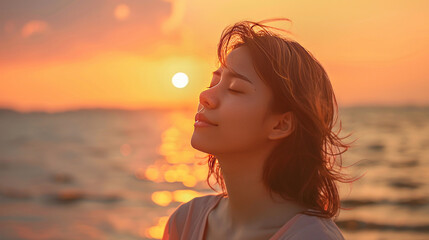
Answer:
[162, 193, 346, 240]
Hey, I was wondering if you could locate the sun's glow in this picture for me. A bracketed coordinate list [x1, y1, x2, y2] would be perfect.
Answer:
[171, 72, 189, 88]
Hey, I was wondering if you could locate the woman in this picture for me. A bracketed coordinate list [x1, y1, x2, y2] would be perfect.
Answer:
[162, 19, 355, 240]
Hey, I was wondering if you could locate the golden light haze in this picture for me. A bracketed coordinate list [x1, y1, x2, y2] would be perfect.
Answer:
[0, 0, 428, 112]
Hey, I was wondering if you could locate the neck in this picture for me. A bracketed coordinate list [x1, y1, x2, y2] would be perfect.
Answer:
[215, 146, 307, 229]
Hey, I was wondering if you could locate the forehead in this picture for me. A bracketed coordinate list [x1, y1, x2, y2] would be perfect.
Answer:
[223, 46, 261, 84]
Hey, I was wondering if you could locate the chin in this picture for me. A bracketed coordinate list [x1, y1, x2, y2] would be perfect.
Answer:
[191, 134, 214, 154]
[190, 136, 205, 152]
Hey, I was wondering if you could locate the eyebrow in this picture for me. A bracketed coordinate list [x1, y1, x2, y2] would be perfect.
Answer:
[213, 68, 253, 84]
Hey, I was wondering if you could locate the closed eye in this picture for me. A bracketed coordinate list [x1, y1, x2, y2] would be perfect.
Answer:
[206, 86, 242, 94]
[228, 89, 242, 93]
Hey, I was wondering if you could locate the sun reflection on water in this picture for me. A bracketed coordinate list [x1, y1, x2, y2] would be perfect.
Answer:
[145, 216, 169, 239]
[151, 191, 173, 207]
[141, 111, 212, 239]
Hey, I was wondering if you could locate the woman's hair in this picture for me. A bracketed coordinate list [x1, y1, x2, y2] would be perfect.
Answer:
[204, 19, 360, 218]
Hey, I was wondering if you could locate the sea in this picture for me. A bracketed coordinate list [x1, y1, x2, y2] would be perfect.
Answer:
[0, 106, 428, 240]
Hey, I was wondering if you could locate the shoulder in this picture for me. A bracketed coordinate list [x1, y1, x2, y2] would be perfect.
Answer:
[162, 193, 223, 239]
[187, 193, 223, 207]
[285, 214, 345, 240]
[171, 193, 223, 220]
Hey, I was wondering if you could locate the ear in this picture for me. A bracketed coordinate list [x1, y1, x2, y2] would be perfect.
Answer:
[267, 112, 294, 141]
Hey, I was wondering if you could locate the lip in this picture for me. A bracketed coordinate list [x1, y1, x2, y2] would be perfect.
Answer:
[194, 113, 218, 126]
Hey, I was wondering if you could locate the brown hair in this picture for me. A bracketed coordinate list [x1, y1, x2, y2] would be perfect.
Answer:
[204, 19, 360, 219]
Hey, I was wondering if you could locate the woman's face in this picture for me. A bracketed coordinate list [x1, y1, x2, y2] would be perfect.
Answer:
[191, 46, 277, 155]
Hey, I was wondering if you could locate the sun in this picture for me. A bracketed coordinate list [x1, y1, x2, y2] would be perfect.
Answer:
[171, 72, 189, 88]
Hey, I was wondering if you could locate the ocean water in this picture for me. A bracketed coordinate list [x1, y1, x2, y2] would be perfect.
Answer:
[0, 107, 428, 240]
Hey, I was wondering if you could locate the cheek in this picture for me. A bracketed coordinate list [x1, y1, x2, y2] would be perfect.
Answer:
[218, 100, 268, 147]
[191, 95, 272, 154]
[226, 98, 266, 126]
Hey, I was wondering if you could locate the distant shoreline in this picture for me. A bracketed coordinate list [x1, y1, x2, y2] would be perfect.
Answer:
[0, 105, 428, 114]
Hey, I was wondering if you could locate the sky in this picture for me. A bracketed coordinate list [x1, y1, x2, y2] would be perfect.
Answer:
[0, 0, 428, 112]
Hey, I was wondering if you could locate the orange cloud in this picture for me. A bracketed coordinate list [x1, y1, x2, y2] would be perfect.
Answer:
[21, 20, 49, 38]
[161, 0, 186, 34]
[114, 4, 130, 21]
[0, 1, 172, 66]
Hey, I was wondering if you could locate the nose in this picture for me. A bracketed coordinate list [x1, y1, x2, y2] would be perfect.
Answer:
[198, 87, 219, 110]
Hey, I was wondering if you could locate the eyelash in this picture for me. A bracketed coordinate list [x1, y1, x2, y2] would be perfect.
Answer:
[206, 86, 242, 94]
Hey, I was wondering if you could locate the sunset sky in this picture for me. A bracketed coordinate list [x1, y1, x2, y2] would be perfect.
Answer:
[0, 0, 428, 112]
